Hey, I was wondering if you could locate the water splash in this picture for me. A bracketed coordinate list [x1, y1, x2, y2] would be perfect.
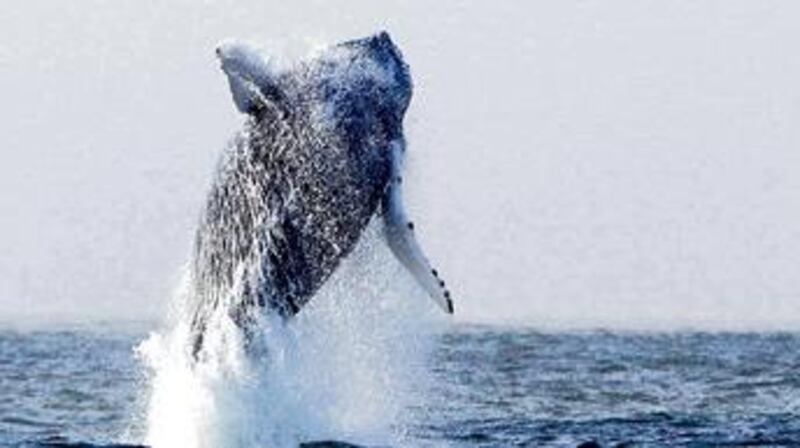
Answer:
[136, 221, 446, 448]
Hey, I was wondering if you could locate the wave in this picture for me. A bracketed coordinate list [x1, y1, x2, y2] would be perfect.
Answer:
[135, 221, 446, 448]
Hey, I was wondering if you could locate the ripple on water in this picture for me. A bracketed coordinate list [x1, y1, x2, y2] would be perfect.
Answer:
[3, 326, 800, 447]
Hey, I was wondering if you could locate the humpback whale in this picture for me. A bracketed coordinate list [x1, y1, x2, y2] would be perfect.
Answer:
[189, 32, 452, 355]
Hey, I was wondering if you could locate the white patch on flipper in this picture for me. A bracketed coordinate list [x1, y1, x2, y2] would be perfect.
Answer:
[381, 141, 454, 314]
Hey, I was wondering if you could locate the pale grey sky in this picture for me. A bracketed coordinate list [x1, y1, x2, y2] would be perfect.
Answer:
[1, 1, 799, 329]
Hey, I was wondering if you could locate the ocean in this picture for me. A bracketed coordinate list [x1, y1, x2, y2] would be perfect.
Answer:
[1, 323, 798, 447]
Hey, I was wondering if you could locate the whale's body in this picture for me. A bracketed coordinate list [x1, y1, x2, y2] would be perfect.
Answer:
[190, 33, 451, 354]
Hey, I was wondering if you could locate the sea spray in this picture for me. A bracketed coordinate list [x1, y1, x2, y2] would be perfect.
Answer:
[137, 221, 446, 448]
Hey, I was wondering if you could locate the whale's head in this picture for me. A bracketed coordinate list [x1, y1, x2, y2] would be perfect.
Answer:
[216, 32, 412, 145]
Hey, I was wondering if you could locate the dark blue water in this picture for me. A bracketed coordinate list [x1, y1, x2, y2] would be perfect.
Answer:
[0, 323, 147, 448]
[1, 323, 799, 447]
[418, 327, 800, 447]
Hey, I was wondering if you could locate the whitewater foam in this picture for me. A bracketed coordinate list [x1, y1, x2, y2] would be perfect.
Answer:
[137, 221, 447, 448]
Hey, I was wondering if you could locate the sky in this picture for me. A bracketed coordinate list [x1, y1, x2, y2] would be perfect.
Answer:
[0, 1, 798, 329]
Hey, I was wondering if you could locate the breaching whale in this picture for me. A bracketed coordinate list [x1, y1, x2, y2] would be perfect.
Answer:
[188, 32, 452, 355]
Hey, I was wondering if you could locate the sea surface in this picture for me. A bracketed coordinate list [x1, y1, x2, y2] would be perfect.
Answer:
[1, 323, 799, 447]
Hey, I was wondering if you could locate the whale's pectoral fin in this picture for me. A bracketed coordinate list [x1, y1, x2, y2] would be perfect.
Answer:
[225, 72, 269, 115]
[381, 143, 454, 314]
[216, 42, 286, 116]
